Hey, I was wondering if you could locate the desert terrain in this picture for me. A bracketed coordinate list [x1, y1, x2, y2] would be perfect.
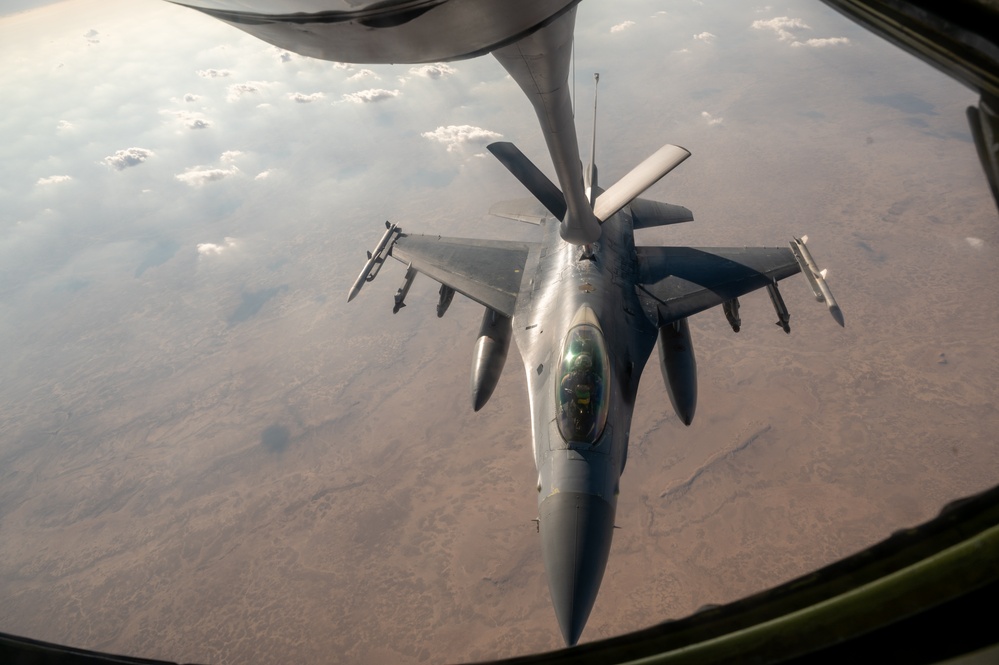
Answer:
[1, 1, 997, 663]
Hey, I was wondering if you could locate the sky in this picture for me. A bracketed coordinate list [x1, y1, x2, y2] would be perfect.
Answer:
[1, 1, 998, 663]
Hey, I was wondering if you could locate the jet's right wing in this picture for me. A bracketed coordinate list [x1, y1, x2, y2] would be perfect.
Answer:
[389, 234, 534, 317]
[635, 246, 801, 324]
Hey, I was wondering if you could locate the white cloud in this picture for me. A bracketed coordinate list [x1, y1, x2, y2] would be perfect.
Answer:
[102, 147, 154, 170]
[161, 109, 213, 130]
[347, 69, 379, 82]
[752, 16, 810, 41]
[84, 29, 99, 45]
[701, 111, 724, 126]
[421, 124, 502, 152]
[693, 31, 716, 42]
[752, 16, 848, 47]
[610, 20, 635, 33]
[341, 88, 400, 104]
[408, 63, 456, 79]
[965, 237, 985, 249]
[226, 81, 269, 102]
[197, 68, 231, 78]
[183, 93, 200, 102]
[197, 237, 237, 256]
[276, 49, 292, 63]
[255, 170, 271, 180]
[175, 166, 239, 187]
[289, 92, 325, 103]
[220, 150, 243, 163]
[56, 120, 74, 132]
[331, 62, 352, 70]
[37, 175, 72, 186]
[791, 37, 850, 48]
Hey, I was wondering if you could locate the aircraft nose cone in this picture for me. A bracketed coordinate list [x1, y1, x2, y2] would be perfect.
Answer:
[539, 491, 615, 646]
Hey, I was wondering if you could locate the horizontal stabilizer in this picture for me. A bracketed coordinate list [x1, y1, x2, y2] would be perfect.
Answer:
[629, 198, 694, 229]
[487, 142, 567, 221]
[593, 144, 690, 222]
[489, 198, 549, 225]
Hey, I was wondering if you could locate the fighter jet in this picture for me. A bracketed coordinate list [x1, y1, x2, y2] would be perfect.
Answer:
[172, 0, 844, 646]
[348, 105, 842, 648]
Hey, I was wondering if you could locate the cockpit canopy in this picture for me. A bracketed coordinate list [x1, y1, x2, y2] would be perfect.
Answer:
[556, 323, 610, 443]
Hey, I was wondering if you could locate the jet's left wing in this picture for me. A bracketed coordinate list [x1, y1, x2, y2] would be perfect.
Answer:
[390, 234, 534, 317]
[636, 246, 800, 324]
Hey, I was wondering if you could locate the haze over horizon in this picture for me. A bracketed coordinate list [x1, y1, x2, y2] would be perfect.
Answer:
[1, 0, 997, 662]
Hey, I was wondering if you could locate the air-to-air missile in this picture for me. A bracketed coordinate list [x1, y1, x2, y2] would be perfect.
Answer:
[767, 280, 792, 334]
[436, 285, 456, 318]
[347, 221, 399, 303]
[723, 297, 742, 333]
[392, 265, 417, 314]
[790, 235, 845, 327]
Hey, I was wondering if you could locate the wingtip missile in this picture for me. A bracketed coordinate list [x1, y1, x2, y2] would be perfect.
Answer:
[790, 236, 845, 327]
[829, 304, 845, 328]
[346, 222, 399, 302]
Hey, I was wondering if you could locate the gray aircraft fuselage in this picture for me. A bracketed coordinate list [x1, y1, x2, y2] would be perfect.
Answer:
[512, 200, 656, 645]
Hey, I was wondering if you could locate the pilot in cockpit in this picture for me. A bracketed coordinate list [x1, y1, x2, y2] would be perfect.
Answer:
[561, 352, 600, 417]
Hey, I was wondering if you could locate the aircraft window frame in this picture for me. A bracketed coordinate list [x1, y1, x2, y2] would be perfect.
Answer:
[556, 323, 610, 444]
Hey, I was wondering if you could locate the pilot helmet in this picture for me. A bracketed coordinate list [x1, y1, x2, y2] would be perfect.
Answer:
[574, 353, 592, 371]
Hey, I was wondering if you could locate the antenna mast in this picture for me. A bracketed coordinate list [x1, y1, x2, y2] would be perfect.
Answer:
[586, 73, 599, 205]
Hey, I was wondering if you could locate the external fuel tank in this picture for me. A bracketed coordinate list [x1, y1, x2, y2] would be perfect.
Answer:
[657, 317, 697, 426]
[470, 308, 512, 411]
